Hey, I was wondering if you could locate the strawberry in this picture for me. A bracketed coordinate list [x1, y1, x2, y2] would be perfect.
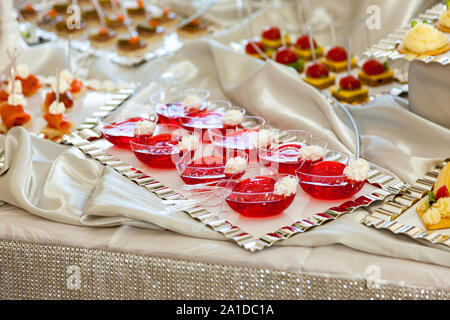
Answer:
[340, 75, 361, 91]
[274, 47, 298, 64]
[362, 59, 385, 75]
[436, 185, 449, 201]
[326, 46, 347, 62]
[296, 35, 317, 50]
[262, 26, 281, 40]
[306, 62, 329, 78]
[245, 41, 265, 54]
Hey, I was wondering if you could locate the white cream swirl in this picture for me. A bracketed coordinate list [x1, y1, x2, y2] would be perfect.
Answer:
[402, 22, 448, 53]
[298, 145, 325, 162]
[432, 197, 450, 218]
[222, 110, 244, 126]
[7, 94, 27, 107]
[224, 156, 247, 174]
[274, 176, 298, 197]
[343, 158, 370, 182]
[16, 64, 30, 79]
[423, 207, 442, 225]
[134, 120, 156, 136]
[49, 101, 66, 115]
[178, 134, 199, 152]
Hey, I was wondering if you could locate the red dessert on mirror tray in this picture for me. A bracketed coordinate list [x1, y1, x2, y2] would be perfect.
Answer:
[245, 41, 266, 59]
[358, 59, 394, 87]
[274, 47, 304, 73]
[293, 35, 324, 60]
[330, 75, 369, 104]
[296, 155, 369, 200]
[321, 46, 357, 73]
[101, 117, 150, 149]
[303, 62, 335, 90]
[260, 26, 290, 49]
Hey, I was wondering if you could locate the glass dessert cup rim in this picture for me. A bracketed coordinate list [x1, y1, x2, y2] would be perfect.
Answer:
[99, 112, 158, 130]
[178, 104, 246, 126]
[295, 151, 351, 179]
[129, 124, 198, 151]
[150, 87, 211, 108]
[207, 115, 268, 140]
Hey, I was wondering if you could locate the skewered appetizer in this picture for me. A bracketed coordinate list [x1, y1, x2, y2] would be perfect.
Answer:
[149, 7, 178, 25]
[81, 6, 100, 22]
[399, 21, 450, 55]
[274, 47, 304, 73]
[105, 13, 132, 31]
[178, 19, 208, 36]
[88, 27, 117, 46]
[60, 69, 84, 98]
[330, 75, 369, 104]
[19, 3, 38, 20]
[321, 46, 357, 73]
[436, 2, 450, 33]
[41, 101, 73, 141]
[42, 78, 74, 112]
[1, 80, 22, 103]
[52, 1, 70, 14]
[303, 62, 335, 90]
[55, 19, 87, 36]
[293, 35, 324, 60]
[127, 0, 146, 17]
[136, 20, 165, 38]
[245, 40, 272, 59]
[0, 92, 31, 134]
[260, 26, 290, 49]
[38, 9, 64, 28]
[117, 35, 148, 56]
[99, 0, 113, 9]
[358, 59, 394, 87]
[15, 64, 42, 96]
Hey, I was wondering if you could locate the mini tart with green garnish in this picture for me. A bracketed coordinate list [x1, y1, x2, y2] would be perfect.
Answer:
[136, 20, 165, 38]
[274, 47, 304, 73]
[117, 35, 148, 56]
[303, 62, 335, 90]
[321, 46, 357, 73]
[105, 14, 132, 30]
[127, 0, 146, 17]
[330, 75, 369, 104]
[293, 35, 324, 60]
[358, 59, 394, 87]
[260, 26, 291, 49]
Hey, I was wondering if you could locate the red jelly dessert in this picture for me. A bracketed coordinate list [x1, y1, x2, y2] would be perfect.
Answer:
[261, 26, 281, 40]
[245, 41, 265, 55]
[295, 35, 317, 50]
[296, 160, 365, 200]
[274, 47, 304, 72]
[326, 46, 348, 62]
[362, 59, 385, 75]
[306, 62, 329, 78]
[101, 117, 147, 149]
[130, 133, 182, 168]
[225, 176, 296, 217]
[340, 75, 362, 90]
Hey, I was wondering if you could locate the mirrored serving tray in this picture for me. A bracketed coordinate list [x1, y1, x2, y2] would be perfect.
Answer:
[362, 158, 450, 250]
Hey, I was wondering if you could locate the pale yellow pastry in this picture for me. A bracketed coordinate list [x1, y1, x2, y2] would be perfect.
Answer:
[330, 86, 369, 104]
[436, 9, 450, 32]
[399, 22, 450, 55]
[320, 57, 357, 73]
[303, 75, 336, 90]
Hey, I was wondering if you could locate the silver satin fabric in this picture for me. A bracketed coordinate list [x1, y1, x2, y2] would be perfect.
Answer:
[1, 0, 450, 268]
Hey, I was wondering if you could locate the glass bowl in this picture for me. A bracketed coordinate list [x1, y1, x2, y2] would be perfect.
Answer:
[258, 130, 328, 175]
[150, 88, 210, 125]
[295, 151, 366, 200]
[130, 124, 199, 168]
[224, 166, 299, 217]
[100, 111, 158, 149]
[175, 144, 248, 185]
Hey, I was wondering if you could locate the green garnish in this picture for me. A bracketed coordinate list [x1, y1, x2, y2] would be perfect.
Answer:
[287, 59, 304, 72]
[447, 0, 450, 9]
[428, 191, 436, 206]
[422, 20, 430, 25]
[383, 61, 389, 71]
[411, 20, 417, 28]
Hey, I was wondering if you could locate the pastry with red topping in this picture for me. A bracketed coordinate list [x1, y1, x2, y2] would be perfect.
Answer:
[244, 40, 268, 59]
[41, 99, 73, 141]
[293, 35, 324, 60]
[136, 20, 165, 38]
[330, 75, 369, 104]
[117, 35, 148, 56]
[274, 47, 304, 73]
[59, 69, 84, 98]
[303, 62, 335, 90]
[321, 46, 357, 73]
[358, 59, 394, 87]
[260, 26, 290, 49]
[127, 0, 146, 17]
[20, 3, 38, 20]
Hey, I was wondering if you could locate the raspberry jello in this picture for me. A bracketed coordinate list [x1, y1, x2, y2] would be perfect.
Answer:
[225, 167, 299, 217]
[100, 112, 158, 149]
[330, 75, 369, 104]
[321, 46, 357, 73]
[259, 131, 327, 175]
[296, 153, 369, 200]
[303, 62, 335, 90]
[245, 40, 266, 59]
[151, 88, 210, 125]
[260, 26, 290, 49]
[274, 47, 304, 73]
[293, 35, 324, 60]
[130, 125, 199, 168]
[358, 59, 394, 87]
[176, 146, 248, 185]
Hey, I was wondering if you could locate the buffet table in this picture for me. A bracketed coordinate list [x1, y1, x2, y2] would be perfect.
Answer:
[1, 0, 450, 300]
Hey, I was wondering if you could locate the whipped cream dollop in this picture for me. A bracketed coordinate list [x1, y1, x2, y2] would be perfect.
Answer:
[7, 94, 27, 107]
[274, 176, 298, 197]
[16, 64, 30, 79]
[439, 9, 450, 28]
[224, 156, 247, 174]
[222, 109, 244, 126]
[432, 197, 450, 218]
[343, 158, 370, 181]
[49, 101, 66, 115]
[423, 207, 442, 225]
[60, 69, 73, 83]
[178, 134, 199, 151]
[51, 78, 70, 93]
[251, 129, 276, 148]
[298, 145, 325, 162]
[402, 22, 448, 53]
[6, 80, 23, 94]
[134, 120, 156, 136]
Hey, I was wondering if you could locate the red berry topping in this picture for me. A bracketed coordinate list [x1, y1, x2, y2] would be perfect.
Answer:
[245, 41, 265, 54]
[274, 47, 298, 64]
[436, 185, 449, 201]
[326, 46, 348, 62]
[340, 75, 361, 91]
[296, 35, 317, 50]
[306, 62, 329, 78]
[362, 59, 385, 75]
[261, 26, 281, 40]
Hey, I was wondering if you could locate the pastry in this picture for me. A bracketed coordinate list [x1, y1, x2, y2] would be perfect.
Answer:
[41, 101, 73, 141]
[81, 7, 100, 22]
[38, 9, 64, 28]
[416, 163, 450, 230]
[88, 27, 117, 47]
[105, 14, 132, 31]
[303, 62, 335, 90]
[52, 1, 70, 14]
[55, 19, 87, 37]
[399, 21, 450, 55]
[136, 21, 165, 38]
[260, 26, 290, 49]
[19, 3, 38, 20]
[435, 2, 450, 33]
[244, 40, 266, 59]
[149, 8, 177, 25]
[117, 35, 148, 56]
[178, 19, 208, 37]
[274, 47, 304, 73]
[321, 46, 357, 73]
[358, 59, 394, 87]
[293, 35, 324, 60]
[0, 94, 31, 134]
[127, 0, 146, 17]
[330, 75, 369, 104]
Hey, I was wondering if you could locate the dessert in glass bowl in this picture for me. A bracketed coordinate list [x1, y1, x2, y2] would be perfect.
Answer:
[293, 34, 324, 60]
[274, 47, 304, 73]
[303, 62, 335, 90]
[296, 152, 370, 200]
[224, 167, 299, 217]
[151, 88, 210, 125]
[259, 130, 327, 175]
[330, 75, 369, 104]
[130, 125, 199, 168]
[321, 46, 357, 73]
[358, 59, 394, 87]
